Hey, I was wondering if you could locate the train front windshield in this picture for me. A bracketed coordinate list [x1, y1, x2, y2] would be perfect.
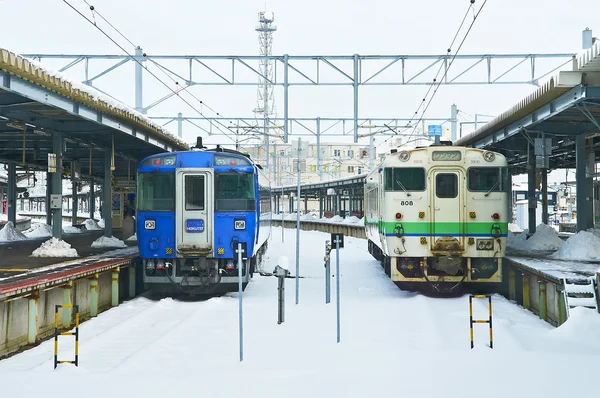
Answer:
[137, 172, 175, 211]
[215, 172, 256, 211]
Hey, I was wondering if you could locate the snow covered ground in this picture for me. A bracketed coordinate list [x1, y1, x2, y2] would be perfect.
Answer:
[0, 228, 598, 398]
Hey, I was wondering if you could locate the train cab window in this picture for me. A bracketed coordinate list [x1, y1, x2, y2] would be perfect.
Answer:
[136, 172, 175, 211]
[435, 173, 458, 198]
[384, 168, 425, 192]
[215, 173, 256, 211]
[468, 167, 508, 192]
[185, 175, 205, 210]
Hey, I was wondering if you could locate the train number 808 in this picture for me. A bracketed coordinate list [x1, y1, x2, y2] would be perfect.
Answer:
[400, 201, 414, 206]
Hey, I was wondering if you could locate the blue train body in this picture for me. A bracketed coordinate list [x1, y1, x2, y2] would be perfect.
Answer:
[136, 147, 272, 295]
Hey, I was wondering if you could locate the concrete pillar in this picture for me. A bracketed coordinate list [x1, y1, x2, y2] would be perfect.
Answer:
[111, 269, 120, 307]
[583, 28, 593, 50]
[62, 282, 73, 328]
[90, 275, 99, 317]
[508, 269, 516, 301]
[522, 275, 531, 309]
[27, 291, 39, 344]
[558, 286, 568, 325]
[450, 104, 458, 141]
[52, 131, 63, 239]
[539, 281, 547, 321]
[128, 266, 136, 299]
[104, 150, 113, 238]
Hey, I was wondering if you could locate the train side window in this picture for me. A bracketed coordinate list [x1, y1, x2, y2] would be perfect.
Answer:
[185, 175, 205, 210]
[435, 173, 458, 198]
[384, 167, 425, 191]
[467, 167, 507, 192]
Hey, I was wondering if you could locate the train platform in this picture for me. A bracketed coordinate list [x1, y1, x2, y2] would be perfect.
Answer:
[0, 230, 138, 284]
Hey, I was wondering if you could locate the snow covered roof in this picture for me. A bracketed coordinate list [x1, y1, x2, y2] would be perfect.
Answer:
[0, 47, 189, 151]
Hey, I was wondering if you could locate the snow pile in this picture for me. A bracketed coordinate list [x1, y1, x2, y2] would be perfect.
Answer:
[324, 215, 343, 223]
[98, 219, 105, 228]
[508, 223, 523, 232]
[91, 236, 127, 248]
[24, 223, 52, 238]
[63, 225, 83, 234]
[84, 219, 103, 230]
[550, 231, 600, 261]
[284, 212, 302, 221]
[127, 233, 137, 242]
[0, 222, 28, 242]
[507, 223, 564, 251]
[342, 216, 361, 224]
[301, 214, 317, 221]
[31, 237, 79, 257]
[549, 306, 600, 348]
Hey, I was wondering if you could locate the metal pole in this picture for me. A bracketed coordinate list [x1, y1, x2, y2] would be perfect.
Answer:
[284, 54, 289, 143]
[237, 242, 243, 362]
[296, 137, 301, 305]
[353, 54, 359, 143]
[281, 187, 284, 243]
[335, 235, 341, 343]
[135, 47, 144, 114]
[325, 240, 331, 304]
[278, 275, 285, 324]
[317, 117, 322, 181]
[177, 112, 183, 138]
[451, 104, 458, 141]
[369, 134, 374, 172]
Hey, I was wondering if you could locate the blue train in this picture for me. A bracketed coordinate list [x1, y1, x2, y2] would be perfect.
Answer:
[136, 139, 272, 295]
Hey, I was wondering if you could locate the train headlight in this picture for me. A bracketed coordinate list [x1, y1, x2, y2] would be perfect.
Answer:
[492, 213, 500, 220]
[395, 213, 402, 219]
[399, 151, 410, 161]
[163, 156, 176, 166]
[483, 151, 495, 162]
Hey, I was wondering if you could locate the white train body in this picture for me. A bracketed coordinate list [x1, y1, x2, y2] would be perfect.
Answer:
[364, 146, 508, 290]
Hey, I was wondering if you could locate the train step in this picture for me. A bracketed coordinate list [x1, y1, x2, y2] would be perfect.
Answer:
[562, 277, 598, 313]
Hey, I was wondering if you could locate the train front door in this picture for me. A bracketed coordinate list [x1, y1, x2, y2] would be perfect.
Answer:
[431, 170, 464, 251]
[175, 169, 214, 255]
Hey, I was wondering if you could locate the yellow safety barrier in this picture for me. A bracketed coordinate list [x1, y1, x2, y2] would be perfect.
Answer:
[54, 304, 80, 369]
[469, 294, 493, 349]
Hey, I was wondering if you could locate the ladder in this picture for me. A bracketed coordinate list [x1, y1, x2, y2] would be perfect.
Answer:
[562, 277, 598, 315]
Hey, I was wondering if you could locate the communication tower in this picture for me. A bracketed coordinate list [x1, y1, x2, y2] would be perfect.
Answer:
[254, 11, 277, 118]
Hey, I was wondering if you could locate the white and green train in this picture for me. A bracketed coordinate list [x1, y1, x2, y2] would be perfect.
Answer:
[364, 144, 509, 293]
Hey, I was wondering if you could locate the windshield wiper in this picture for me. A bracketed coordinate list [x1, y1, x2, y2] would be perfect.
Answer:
[396, 180, 411, 197]
[484, 180, 499, 197]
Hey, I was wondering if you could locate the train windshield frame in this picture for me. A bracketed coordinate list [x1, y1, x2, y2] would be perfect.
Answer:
[215, 172, 256, 212]
[136, 172, 176, 211]
[467, 166, 509, 192]
[384, 167, 426, 192]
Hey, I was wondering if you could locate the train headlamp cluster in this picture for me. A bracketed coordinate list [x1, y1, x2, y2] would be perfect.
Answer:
[143, 155, 176, 166]
[483, 151, 495, 162]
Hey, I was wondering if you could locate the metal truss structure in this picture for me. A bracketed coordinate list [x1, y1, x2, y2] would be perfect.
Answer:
[23, 52, 575, 143]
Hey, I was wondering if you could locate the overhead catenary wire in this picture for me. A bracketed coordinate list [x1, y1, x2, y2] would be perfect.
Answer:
[382, 0, 487, 148]
[404, 0, 489, 144]
[62, 0, 248, 146]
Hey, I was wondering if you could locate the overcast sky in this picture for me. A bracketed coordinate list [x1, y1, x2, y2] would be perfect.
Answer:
[0, 0, 598, 180]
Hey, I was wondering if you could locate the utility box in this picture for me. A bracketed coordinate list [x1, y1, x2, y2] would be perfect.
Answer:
[50, 194, 62, 209]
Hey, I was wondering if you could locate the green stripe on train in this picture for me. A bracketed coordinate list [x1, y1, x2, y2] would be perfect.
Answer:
[373, 221, 509, 235]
